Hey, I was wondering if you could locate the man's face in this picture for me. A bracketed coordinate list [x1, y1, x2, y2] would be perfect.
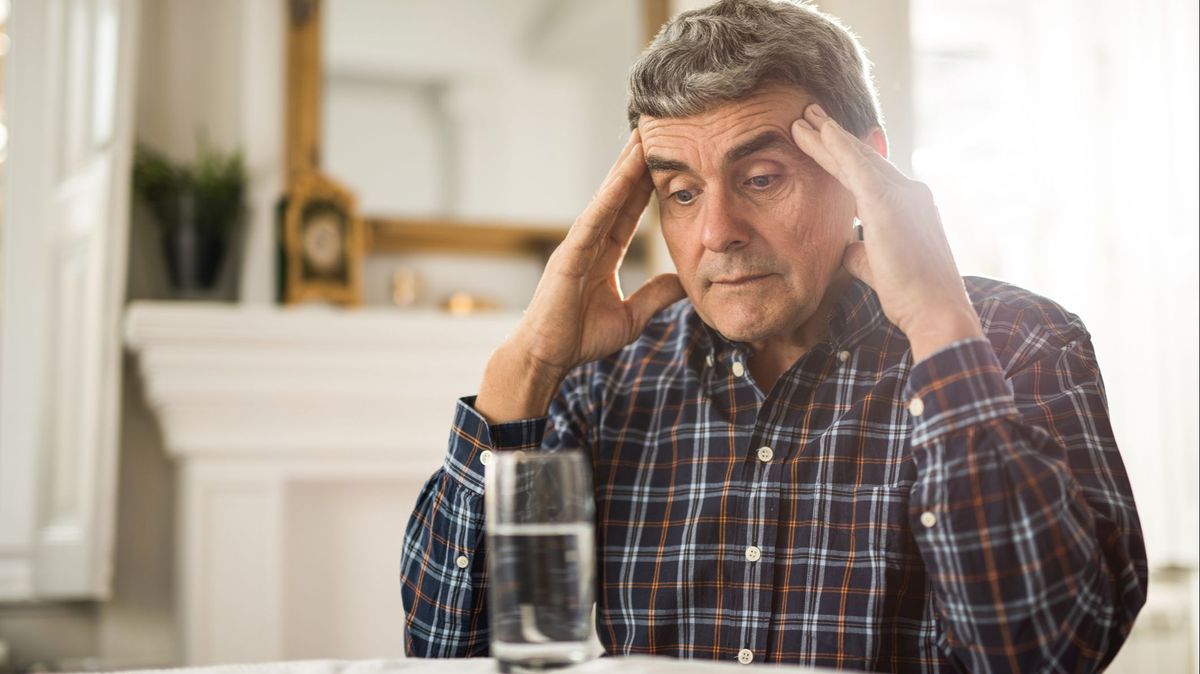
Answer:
[639, 86, 856, 346]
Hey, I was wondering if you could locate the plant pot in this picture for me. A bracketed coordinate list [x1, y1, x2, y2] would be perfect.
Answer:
[162, 223, 227, 292]
[158, 190, 231, 295]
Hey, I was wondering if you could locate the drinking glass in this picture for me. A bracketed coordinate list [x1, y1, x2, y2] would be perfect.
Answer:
[485, 449, 595, 672]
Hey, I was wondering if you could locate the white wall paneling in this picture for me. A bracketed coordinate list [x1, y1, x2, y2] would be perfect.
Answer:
[125, 302, 518, 664]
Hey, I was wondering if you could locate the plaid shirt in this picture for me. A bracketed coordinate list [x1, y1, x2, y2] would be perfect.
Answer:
[401, 276, 1147, 672]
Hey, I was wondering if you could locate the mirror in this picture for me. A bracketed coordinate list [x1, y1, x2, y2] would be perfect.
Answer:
[287, 0, 667, 269]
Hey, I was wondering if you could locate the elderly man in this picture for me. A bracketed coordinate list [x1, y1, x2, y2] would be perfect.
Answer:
[401, 1, 1147, 671]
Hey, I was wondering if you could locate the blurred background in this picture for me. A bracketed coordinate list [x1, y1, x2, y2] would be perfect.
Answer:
[0, 0, 1195, 671]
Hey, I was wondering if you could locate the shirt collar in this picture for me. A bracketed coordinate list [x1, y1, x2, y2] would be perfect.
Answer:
[829, 277, 888, 350]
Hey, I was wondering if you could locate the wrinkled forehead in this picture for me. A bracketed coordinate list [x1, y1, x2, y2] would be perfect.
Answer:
[636, 86, 816, 169]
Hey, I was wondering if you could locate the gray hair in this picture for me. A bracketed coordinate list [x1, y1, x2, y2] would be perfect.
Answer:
[627, 0, 882, 135]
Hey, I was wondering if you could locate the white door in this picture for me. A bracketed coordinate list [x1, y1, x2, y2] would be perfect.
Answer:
[0, 0, 139, 599]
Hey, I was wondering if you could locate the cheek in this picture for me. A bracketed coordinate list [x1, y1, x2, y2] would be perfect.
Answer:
[760, 189, 849, 246]
[751, 182, 854, 282]
[661, 225, 700, 282]
[782, 176, 854, 243]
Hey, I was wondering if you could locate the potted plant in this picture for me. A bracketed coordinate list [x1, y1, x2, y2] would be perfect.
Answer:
[132, 139, 245, 296]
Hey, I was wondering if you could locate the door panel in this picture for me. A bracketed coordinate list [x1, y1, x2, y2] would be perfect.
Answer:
[0, 0, 139, 600]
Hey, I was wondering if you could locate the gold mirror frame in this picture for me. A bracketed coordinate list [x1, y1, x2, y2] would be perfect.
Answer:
[284, 0, 669, 259]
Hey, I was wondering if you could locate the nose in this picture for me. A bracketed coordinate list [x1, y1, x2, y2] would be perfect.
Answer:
[699, 187, 752, 253]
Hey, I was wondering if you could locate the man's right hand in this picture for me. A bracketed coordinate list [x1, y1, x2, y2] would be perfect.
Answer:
[474, 131, 685, 423]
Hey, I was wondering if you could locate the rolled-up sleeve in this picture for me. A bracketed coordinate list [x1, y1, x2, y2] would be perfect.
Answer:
[906, 336, 1148, 673]
[401, 357, 598, 658]
[400, 396, 547, 657]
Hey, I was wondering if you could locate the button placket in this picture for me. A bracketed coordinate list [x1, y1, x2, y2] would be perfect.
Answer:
[740, 432, 777, 667]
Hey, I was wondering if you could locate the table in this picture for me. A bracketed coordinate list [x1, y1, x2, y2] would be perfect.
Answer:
[133, 656, 833, 674]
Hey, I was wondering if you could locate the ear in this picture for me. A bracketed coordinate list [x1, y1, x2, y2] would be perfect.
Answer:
[862, 126, 889, 159]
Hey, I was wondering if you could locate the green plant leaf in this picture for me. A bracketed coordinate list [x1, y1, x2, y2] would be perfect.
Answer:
[132, 138, 245, 236]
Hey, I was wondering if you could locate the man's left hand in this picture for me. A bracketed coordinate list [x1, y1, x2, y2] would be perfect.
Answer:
[790, 103, 984, 363]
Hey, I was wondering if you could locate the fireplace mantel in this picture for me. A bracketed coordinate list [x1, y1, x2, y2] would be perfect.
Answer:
[124, 301, 521, 664]
[125, 301, 521, 458]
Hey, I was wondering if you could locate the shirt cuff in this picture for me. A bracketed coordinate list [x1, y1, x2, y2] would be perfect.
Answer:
[444, 396, 548, 495]
[904, 338, 1019, 446]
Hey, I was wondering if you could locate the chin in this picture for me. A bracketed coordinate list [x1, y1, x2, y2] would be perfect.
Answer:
[705, 299, 794, 344]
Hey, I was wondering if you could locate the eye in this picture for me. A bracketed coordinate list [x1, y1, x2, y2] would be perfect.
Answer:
[671, 189, 698, 205]
[747, 175, 776, 189]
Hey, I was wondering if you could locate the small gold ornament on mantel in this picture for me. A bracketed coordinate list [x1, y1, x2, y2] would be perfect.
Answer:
[442, 292, 499, 316]
[391, 268, 420, 307]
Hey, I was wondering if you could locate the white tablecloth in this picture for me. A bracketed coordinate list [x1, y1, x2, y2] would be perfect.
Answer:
[133, 656, 832, 674]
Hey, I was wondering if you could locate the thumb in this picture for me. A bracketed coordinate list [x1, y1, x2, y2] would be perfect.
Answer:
[624, 273, 686, 335]
[841, 241, 875, 288]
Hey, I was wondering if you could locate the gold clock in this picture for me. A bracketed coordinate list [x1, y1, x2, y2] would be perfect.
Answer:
[283, 171, 364, 306]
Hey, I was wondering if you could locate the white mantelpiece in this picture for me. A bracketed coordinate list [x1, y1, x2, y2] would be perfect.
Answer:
[125, 301, 519, 457]
[124, 301, 520, 665]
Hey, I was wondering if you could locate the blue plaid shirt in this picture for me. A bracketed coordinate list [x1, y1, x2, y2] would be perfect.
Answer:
[401, 277, 1147, 672]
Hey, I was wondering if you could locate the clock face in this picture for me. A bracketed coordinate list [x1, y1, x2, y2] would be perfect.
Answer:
[302, 212, 344, 274]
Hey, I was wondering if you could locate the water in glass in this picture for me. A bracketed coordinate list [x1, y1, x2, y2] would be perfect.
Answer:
[485, 450, 595, 671]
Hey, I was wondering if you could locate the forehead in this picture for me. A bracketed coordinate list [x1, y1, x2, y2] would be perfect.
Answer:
[637, 86, 815, 160]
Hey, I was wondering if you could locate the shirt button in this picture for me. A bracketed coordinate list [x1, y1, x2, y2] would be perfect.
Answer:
[731, 361, 746, 377]
[908, 396, 925, 416]
[838, 350, 851, 363]
[455, 555, 470, 569]
[737, 648, 754, 664]
[744, 545, 761, 562]
[479, 449, 494, 466]
[920, 511, 937, 528]
[706, 353, 715, 368]
[756, 446, 774, 462]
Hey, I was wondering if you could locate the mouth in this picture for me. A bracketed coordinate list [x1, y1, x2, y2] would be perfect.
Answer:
[709, 273, 773, 288]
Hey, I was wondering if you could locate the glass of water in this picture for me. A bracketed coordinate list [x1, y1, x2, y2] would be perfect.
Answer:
[485, 449, 595, 672]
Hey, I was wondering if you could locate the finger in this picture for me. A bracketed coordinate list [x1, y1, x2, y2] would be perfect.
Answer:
[792, 114, 886, 201]
[790, 118, 847, 184]
[595, 175, 654, 274]
[601, 129, 642, 189]
[606, 172, 654, 254]
[803, 104, 904, 178]
[841, 241, 874, 288]
[624, 273, 685, 336]
[564, 143, 645, 252]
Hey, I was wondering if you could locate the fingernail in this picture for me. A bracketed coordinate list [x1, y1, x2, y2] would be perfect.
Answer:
[809, 104, 828, 119]
[794, 118, 814, 131]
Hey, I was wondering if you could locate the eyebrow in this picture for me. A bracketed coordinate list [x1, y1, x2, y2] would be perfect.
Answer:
[726, 130, 794, 163]
[644, 130, 796, 176]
